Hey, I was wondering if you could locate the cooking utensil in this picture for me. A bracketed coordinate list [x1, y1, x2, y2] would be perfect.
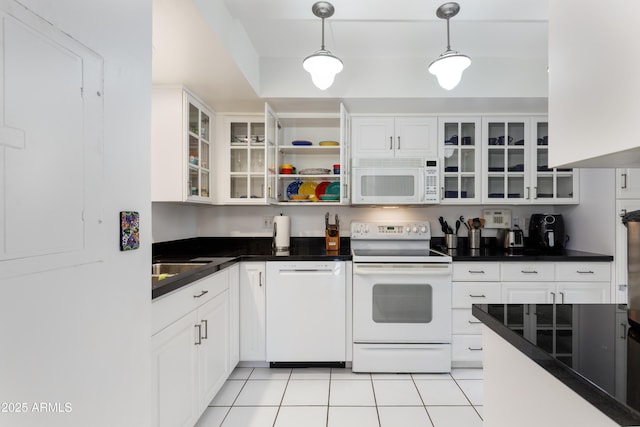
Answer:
[460, 216, 470, 230]
[472, 218, 481, 229]
[439, 216, 447, 233]
[455, 220, 460, 234]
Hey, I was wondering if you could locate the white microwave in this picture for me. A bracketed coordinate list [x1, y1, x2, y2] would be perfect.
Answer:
[351, 158, 439, 205]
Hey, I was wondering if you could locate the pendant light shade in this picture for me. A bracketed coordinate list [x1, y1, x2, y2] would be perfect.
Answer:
[428, 2, 471, 90]
[303, 2, 343, 90]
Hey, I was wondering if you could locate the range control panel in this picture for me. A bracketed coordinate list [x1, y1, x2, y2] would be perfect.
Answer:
[351, 221, 431, 240]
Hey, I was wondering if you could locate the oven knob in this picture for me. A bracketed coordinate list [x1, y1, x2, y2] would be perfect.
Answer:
[412, 226, 418, 233]
[420, 225, 427, 233]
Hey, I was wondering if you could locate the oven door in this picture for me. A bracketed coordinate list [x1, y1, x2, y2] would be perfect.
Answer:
[353, 263, 452, 343]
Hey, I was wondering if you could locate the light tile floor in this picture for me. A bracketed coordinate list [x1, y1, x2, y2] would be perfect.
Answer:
[195, 367, 483, 427]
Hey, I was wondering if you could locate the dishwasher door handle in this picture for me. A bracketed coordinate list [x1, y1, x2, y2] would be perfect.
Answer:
[277, 269, 336, 275]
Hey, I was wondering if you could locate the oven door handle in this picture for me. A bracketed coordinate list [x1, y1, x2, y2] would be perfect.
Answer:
[353, 263, 451, 275]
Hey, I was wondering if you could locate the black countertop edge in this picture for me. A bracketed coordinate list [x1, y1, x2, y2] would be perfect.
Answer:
[152, 252, 352, 300]
[472, 304, 640, 426]
[450, 249, 613, 262]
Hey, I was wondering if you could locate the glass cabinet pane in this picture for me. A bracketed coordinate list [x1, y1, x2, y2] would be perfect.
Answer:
[201, 170, 209, 198]
[536, 176, 554, 199]
[250, 148, 265, 173]
[444, 148, 459, 172]
[249, 176, 265, 198]
[200, 112, 210, 140]
[507, 176, 524, 198]
[488, 176, 504, 198]
[251, 122, 265, 145]
[507, 122, 525, 145]
[507, 148, 525, 172]
[231, 149, 248, 173]
[201, 142, 209, 169]
[188, 167, 199, 196]
[461, 176, 475, 198]
[189, 135, 199, 166]
[537, 148, 550, 171]
[557, 176, 574, 198]
[188, 103, 199, 134]
[461, 149, 474, 172]
[231, 122, 249, 144]
[230, 176, 248, 199]
[488, 149, 504, 172]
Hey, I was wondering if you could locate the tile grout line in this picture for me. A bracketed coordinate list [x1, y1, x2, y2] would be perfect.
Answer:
[271, 369, 292, 427]
[219, 367, 254, 426]
[411, 372, 438, 427]
[369, 374, 383, 427]
[450, 374, 484, 421]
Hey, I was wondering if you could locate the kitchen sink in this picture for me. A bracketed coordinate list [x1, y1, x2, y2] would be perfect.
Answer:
[151, 262, 207, 283]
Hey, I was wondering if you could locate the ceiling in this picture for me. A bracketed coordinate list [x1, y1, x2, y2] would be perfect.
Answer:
[152, 0, 550, 113]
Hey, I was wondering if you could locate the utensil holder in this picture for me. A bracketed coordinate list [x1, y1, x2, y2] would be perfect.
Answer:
[469, 229, 481, 249]
[445, 234, 457, 249]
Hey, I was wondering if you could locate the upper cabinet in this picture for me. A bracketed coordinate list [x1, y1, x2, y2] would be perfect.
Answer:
[152, 86, 214, 203]
[275, 104, 351, 205]
[352, 116, 437, 159]
[438, 117, 482, 204]
[481, 116, 579, 205]
[548, 1, 640, 168]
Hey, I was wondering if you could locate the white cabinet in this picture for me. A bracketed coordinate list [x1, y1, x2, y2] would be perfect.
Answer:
[228, 264, 240, 370]
[438, 116, 482, 204]
[482, 116, 579, 205]
[239, 262, 266, 362]
[451, 262, 501, 368]
[275, 104, 351, 204]
[615, 200, 640, 304]
[151, 268, 230, 427]
[616, 169, 640, 199]
[152, 86, 214, 203]
[352, 116, 438, 159]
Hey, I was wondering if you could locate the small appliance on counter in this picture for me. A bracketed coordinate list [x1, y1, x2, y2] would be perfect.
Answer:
[325, 212, 340, 251]
[496, 226, 524, 250]
[529, 214, 566, 251]
[272, 214, 291, 253]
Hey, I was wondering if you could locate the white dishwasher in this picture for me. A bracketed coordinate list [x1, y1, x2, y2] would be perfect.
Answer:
[266, 261, 346, 367]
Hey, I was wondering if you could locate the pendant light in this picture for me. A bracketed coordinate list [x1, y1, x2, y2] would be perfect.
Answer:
[303, 1, 343, 90]
[428, 2, 471, 90]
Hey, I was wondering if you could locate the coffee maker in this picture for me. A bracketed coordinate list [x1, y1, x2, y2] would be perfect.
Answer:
[529, 214, 565, 251]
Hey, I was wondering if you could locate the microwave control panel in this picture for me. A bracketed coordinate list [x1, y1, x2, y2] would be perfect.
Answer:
[424, 160, 439, 203]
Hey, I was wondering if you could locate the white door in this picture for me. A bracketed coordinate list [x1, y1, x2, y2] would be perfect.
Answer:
[352, 117, 395, 158]
[394, 117, 438, 159]
[228, 264, 240, 370]
[239, 262, 266, 361]
[557, 283, 610, 303]
[501, 282, 555, 303]
[617, 169, 640, 199]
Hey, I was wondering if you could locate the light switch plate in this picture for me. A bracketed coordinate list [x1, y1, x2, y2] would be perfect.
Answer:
[483, 209, 511, 228]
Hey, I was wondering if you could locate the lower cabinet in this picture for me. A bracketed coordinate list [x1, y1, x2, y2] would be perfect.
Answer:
[452, 261, 612, 368]
[151, 268, 232, 427]
[228, 264, 240, 370]
[239, 262, 266, 362]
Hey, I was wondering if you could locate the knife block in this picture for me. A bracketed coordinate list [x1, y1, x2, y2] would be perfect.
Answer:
[325, 230, 340, 252]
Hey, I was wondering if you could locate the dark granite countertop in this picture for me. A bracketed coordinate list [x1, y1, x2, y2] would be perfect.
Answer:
[152, 237, 351, 299]
[473, 303, 640, 426]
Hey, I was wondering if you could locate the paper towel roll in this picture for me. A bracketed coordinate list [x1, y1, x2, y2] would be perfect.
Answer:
[273, 215, 290, 251]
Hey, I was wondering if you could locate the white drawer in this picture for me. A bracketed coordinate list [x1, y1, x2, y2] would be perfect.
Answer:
[556, 262, 611, 282]
[152, 269, 229, 335]
[452, 282, 502, 307]
[501, 262, 555, 282]
[452, 308, 483, 334]
[453, 262, 500, 281]
[452, 335, 483, 365]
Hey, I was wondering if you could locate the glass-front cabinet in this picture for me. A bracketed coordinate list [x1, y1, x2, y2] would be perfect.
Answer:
[186, 97, 212, 200]
[438, 117, 482, 204]
[222, 115, 277, 204]
[482, 117, 530, 204]
[531, 117, 579, 203]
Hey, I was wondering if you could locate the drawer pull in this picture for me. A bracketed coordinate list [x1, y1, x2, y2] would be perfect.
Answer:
[468, 270, 485, 274]
[468, 320, 482, 324]
[576, 270, 594, 274]
[521, 270, 538, 274]
[201, 320, 208, 339]
[193, 290, 209, 298]
[195, 324, 202, 345]
[469, 294, 486, 298]
[468, 346, 483, 351]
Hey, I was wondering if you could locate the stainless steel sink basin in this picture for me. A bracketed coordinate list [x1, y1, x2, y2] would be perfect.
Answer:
[151, 262, 207, 283]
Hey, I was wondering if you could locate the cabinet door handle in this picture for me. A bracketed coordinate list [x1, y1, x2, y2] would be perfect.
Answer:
[389, 136, 393, 150]
[468, 320, 483, 324]
[193, 290, 209, 298]
[397, 136, 401, 150]
[550, 291, 556, 303]
[622, 173, 628, 189]
[621, 209, 628, 217]
[525, 304, 530, 315]
[533, 186, 538, 200]
[468, 346, 483, 351]
[468, 270, 485, 274]
[201, 320, 208, 339]
[621, 323, 628, 340]
[526, 186, 530, 199]
[259, 271, 263, 287]
[559, 291, 565, 304]
[521, 270, 538, 274]
[469, 294, 486, 298]
[576, 270, 594, 274]
[195, 324, 202, 345]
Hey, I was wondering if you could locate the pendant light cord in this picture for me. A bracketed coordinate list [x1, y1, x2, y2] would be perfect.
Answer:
[321, 17, 326, 50]
[446, 17, 451, 51]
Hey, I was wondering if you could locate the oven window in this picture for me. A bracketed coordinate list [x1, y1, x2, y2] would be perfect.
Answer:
[361, 175, 415, 197]
[372, 284, 432, 323]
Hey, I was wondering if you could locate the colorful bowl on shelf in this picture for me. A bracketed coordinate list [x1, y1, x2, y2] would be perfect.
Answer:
[292, 140, 312, 146]
[319, 194, 340, 201]
[290, 194, 310, 201]
[319, 141, 339, 146]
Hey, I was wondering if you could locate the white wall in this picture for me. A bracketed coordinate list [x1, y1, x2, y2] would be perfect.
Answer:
[152, 202, 200, 242]
[0, 1, 152, 426]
